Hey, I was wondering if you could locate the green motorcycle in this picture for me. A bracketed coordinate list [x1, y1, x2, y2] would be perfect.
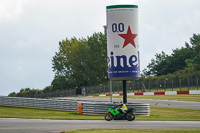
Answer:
[105, 105, 136, 121]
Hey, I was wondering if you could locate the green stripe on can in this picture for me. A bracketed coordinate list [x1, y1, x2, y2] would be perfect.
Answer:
[106, 5, 138, 9]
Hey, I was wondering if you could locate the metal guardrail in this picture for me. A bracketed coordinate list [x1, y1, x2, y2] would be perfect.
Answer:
[0, 96, 77, 112]
[80, 102, 150, 116]
[0, 96, 150, 116]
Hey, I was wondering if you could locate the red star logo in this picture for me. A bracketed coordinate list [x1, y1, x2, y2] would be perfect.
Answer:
[118, 26, 137, 48]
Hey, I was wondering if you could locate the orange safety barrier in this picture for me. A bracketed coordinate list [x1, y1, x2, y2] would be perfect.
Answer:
[78, 102, 82, 114]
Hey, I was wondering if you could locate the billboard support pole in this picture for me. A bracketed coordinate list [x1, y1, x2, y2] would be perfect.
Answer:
[110, 80, 113, 104]
[123, 80, 127, 104]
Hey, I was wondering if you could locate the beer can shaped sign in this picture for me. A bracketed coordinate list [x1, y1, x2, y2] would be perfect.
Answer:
[106, 5, 140, 80]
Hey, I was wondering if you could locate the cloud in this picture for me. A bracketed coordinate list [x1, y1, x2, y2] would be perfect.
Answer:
[0, 0, 24, 23]
[133, 0, 200, 71]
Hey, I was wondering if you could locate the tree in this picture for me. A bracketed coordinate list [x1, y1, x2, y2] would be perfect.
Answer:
[143, 51, 169, 76]
[51, 32, 108, 91]
[143, 34, 198, 77]
[85, 32, 108, 85]
[170, 46, 194, 72]
[43, 86, 53, 93]
[189, 34, 200, 71]
[8, 88, 42, 97]
[8, 92, 17, 97]
[51, 37, 88, 90]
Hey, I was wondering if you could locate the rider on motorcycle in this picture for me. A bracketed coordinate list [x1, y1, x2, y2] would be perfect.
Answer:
[118, 101, 127, 113]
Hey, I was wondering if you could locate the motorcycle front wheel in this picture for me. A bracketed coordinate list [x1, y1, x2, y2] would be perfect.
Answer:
[105, 113, 114, 121]
[126, 112, 135, 121]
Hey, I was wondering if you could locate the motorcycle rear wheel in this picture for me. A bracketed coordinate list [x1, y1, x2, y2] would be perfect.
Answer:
[126, 112, 135, 121]
[105, 113, 114, 121]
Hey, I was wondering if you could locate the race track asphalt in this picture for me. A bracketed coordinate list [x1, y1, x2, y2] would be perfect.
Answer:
[0, 118, 200, 133]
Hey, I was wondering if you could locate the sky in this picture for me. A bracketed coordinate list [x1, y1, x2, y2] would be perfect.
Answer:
[0, 0, 200, 96]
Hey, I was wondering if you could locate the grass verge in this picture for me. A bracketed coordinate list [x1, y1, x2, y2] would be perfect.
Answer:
[137, 106, 200, 121]
[61, 129, 200, 133]
[0, 106, 102, 120]
[1, 106, 200, 121]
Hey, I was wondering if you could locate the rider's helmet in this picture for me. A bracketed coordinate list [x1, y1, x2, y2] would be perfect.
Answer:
[120, 101, 123, 106]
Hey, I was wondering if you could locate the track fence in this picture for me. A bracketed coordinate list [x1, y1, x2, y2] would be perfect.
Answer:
[84, 77, 199, 96]
[9, 77, 199, 98]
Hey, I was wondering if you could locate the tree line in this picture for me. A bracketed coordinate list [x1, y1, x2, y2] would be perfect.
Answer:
[142, 34, 200, 80]
[9, 33, 200, 97]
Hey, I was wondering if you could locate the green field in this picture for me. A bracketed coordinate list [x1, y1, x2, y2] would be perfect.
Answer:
[1, 106, 200, 121]
[0, 106, 102, 120]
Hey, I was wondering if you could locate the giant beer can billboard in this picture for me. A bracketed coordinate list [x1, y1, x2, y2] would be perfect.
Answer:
[106, 5, 140, 80]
